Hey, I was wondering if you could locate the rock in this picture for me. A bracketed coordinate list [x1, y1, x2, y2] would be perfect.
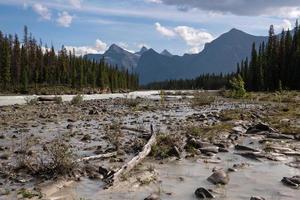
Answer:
[266, 133, 294, 140]
[250, 196, 266, 200]
[98, 166, 112, 178]
[144, 193, 160, 200]
[186, 138, 211, 149]
[81, 134, 91, 141]
[280, 119, 290, 124]
[66, 124, 74, 129]
[235, 152, 262, 161]
[207, 169, 229, 185]
[89, 109, 99, 115]
[195, 187, 214, 199]
[235, 144, 260, 152]
[200, 146, 219, 154]
[169, 146, 181, 158]
[281, 176, 300, 188]
[228, 163, 249, 172]
[246, 123, 273, 134]
[232, 126, 246, 134]
[85, 165, 100, 179]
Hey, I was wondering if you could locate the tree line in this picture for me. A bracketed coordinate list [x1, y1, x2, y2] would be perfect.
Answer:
[144, 73, 234, 90]
[237, 21, 300, 91]
[0, 26, 139, 94]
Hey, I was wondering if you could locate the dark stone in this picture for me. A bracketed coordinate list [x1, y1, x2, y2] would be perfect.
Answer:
[235, 152, 262, 161]
[81, 134, 91, 141]
[235, 144, 259, 152]
[195, 187, 214, 199]
[266, 133, 294, 140]
[207, 169, 229, 185]
[246, 123, 272, 134]
[250, 196, 266, 200]
[281, 176, 300, 188]
[169, 146, 181, 158]
[186, 138, 211, 149]
[98, 166, 110, 178]
[66, 124, 74, 129]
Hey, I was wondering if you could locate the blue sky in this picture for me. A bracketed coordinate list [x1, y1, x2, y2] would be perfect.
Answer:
[0, 0, 299, 55]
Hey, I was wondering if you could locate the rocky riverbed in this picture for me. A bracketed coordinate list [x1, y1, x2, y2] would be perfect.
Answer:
[0, 91, 299, 199]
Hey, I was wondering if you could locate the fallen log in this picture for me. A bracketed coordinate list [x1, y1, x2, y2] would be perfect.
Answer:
[105, 124, 156, 188]
[76, 152, 118, 163]
[37, 97, 60, 102]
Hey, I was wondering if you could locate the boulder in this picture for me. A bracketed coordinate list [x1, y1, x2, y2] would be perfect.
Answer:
[207, 169, 229, 185]
[266, 133, 294, 140]
[235, 144, 260, 152]
[186, 138, 211, 149]
[281, 176, 300, 188]
[195, 187, 214, 199]
[235, 152, 263, 161]
[246, 123, 273, 134]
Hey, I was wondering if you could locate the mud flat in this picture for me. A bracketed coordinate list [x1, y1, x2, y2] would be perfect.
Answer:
[0, 91, 299, 199]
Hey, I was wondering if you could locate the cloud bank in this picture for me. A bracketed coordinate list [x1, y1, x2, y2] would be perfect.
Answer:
[32, 3, 51, 20]
[57, 11, 73, 27]
[155, 23, 214, 53]
[159, 0, 300, 18]
[65, 39, 107, 56]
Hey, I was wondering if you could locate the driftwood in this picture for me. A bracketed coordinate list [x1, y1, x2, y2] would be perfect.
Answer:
[37, 97, 59, 102]
[77, 152, 117, 163]
[105, 125, 156, 188]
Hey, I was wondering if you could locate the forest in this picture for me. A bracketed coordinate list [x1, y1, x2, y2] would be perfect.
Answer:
[144, 73, 234, 90]
[146, 21, 300, 92]
[238, 22, 300, 91]
[0, 26, 139, 94]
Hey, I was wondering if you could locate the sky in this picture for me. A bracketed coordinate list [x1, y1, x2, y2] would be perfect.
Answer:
[0, 0, 299, 55]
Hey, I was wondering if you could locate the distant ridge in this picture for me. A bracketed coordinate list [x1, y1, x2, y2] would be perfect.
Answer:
[85, 28, 268, 84]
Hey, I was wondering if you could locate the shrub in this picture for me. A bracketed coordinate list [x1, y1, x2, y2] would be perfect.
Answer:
[54, 96, 63, 104]
[71, 94, 83, 105]
[24, 97, 38, 105]
[191, 92, 215, 107]
[124, 98, 140, 108]
[150, 133, 183, 159]
[18, 139, 77, 178]
[229, 75, 246, 98]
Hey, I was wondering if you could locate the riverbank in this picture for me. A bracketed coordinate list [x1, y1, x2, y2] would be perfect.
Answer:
[0, 91, 299, 199]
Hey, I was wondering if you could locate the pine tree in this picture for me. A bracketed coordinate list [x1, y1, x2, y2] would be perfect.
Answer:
[1, 38, 11, 90]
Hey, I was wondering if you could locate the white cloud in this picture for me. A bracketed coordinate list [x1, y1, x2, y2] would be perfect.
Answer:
[32, 3, 51, 20]
[57, 11, 73, 27]
[65, 39, 107, 56]
[174, 26, 214, 47]
[145, 0, 162, 3]
[155, 22, 214, 53]
[69, 0, 82, 8]
[277, 7, 300, 19]
[155, 22, 176, 37]
[95, 39, 108, 51]
[274, 19, 292, 32]
[188, 46, 200, 54]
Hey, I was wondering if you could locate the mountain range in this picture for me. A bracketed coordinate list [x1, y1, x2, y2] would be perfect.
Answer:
[85, 28, 268, 84]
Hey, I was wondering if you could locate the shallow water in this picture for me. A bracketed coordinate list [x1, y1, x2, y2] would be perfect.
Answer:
[51, 154, 299, 200]
[50, 131, 300, 200]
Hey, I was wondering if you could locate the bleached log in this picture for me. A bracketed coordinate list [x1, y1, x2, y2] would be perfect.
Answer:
[77, 152, 117, 163]
[105, 125, 156, 188]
